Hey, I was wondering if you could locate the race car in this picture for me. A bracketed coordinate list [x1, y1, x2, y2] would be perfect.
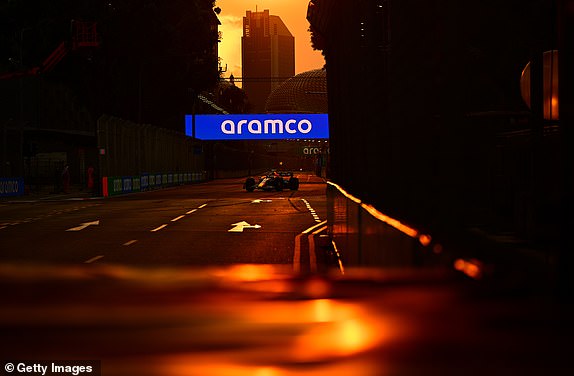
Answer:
[244, 170, 300, 192]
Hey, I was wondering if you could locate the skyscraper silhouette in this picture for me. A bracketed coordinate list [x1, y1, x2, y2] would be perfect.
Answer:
[242, 9, 295, 113]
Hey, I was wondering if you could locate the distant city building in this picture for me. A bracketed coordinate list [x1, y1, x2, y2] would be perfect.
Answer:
[242, 9, 295, 113]
[265, 68, 327, 114]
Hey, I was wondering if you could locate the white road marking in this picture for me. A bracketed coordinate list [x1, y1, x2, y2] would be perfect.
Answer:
[151, 204, 206, 233]
[251, 199, 272, 204]
[331, 240, 345, 275]
[301, 199, 322, 223]
[302, 220, 327, 234]
[293, 220, 327, 273]
[228, 221, 262, 233]
[151, 224, 168, 232]
[66, 220, 100, 232]
[123, 240, 138, 246]
[85, 255, 104, 264]
[309, 226, 327, 273]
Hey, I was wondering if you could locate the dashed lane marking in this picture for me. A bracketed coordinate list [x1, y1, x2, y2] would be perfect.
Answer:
[150, 224, 168, 232]
[301, 199, 322, 223]
[85, 255, 104, 264]
[145, 202, 207, 234]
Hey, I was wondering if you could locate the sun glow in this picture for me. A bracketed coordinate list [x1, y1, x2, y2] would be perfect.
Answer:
[216, 0, 325, 79]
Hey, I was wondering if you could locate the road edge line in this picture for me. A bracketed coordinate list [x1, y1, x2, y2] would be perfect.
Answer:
[294, 220, 327, 273]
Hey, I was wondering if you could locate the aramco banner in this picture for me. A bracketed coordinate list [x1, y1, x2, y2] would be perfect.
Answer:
[186, 114, 329, 140]
[0, 177, 24, 197]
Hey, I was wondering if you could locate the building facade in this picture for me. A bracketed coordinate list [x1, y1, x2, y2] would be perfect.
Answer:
[307, 0, 574, 286]
[0, 2, 222, 193]
[242, 9, 295, 113]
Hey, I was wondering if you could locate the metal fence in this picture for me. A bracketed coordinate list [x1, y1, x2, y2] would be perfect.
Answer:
[97, 115, 205, 178]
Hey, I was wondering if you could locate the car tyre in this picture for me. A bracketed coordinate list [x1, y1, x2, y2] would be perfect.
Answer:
[275, 177, 284, 191]
[245, 177, 256, 192]
[289, 177, 299, 190]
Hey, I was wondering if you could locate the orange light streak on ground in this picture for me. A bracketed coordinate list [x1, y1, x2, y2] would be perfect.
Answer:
[154, 294, 396, 371]
[454, 258, 483, 280]
[158, 357, 284, 376]
[216, 263, 278, 282]
[418, 234, 432, 247]
[313, 299, 334, 322]
[290, 304, 393, 362]
[157, 353, 381, 376]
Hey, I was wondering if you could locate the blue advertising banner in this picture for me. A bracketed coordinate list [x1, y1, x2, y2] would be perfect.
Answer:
[0, 177, 24, 197]
[186, 114, 329, 140]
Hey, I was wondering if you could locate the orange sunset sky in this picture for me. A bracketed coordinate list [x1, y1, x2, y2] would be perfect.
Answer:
[215, 0, 326, 79]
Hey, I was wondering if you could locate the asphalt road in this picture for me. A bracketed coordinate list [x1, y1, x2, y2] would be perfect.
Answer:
[2, 175, 573, 376]
[0, 174, 328, 270]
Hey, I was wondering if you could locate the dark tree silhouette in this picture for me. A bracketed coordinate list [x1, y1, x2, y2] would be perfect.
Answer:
[1, 0, 220, 131]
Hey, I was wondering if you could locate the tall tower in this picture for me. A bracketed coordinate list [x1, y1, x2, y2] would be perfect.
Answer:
[242, 9, 295, 113]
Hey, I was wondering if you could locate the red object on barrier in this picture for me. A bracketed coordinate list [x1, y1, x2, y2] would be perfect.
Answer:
[102, 177, 108, 197]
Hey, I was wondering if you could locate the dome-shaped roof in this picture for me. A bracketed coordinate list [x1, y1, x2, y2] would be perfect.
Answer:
[265, 68, 327, 113]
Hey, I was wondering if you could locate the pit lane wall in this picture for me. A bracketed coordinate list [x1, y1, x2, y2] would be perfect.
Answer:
[102, 172, 206, 197]
[327, 181, 443, 268]
[97, 115, 207, 196]
[98, 115, 205, 180]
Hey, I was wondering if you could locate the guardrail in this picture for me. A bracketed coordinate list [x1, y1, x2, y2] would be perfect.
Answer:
[326, 181, 444, 268]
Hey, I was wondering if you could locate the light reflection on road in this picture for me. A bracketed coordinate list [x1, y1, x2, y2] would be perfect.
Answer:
[1, 263, 571, 375]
